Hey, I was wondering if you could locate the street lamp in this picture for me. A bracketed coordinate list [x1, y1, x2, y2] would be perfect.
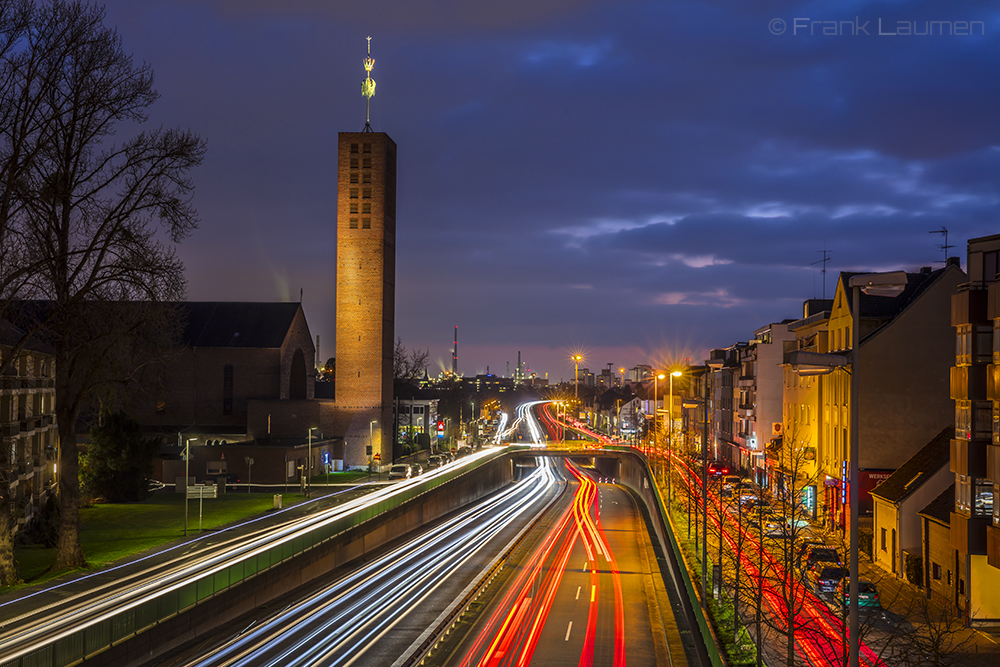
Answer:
[184, 437, 197, 536]
[369, 419, 377, 482]
[653, 372, 665, 478]
[306, 426, 318, 497]
[668, 369, 683, 506]
[572, 355, 583, 400]
[847, 270, 907, 667]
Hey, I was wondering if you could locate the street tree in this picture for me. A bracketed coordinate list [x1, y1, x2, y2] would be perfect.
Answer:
[0, 0, 204, 572]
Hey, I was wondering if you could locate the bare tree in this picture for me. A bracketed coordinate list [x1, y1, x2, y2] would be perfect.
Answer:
[0, 1, 204, 572]
[393, 337, 428, 383]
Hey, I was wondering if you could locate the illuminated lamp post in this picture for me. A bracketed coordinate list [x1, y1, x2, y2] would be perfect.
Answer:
[668, 369, 683, 506]
[653, 372, 665, 479]
[787, 270, 907, 667]
[572, 355, 583, 400]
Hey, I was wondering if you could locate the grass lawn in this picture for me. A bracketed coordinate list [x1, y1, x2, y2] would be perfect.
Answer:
[11, 491, 303, 591]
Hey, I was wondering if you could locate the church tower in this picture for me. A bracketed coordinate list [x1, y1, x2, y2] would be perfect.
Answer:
[336, 38, 395, 466]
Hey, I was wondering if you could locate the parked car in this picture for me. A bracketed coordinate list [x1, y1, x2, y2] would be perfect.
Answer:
[808, 562, 847, 593]
[425, 455, 443, 469]
[802, 545, 843, 571]
[795, 540, 827, 567]
[840, 579, 881, 609]
[763, 520, 793, 539]
[409, 463, 423, 476]
[388, 464, 412, 480]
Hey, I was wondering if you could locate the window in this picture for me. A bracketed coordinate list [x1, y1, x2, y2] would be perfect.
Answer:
[350, 188, 358, 199]
[350, 203, 358, 214]
[363, 143, 371, 153]
[362, 203, 371, 214]
[932, 563, 942, 580]
[156, 399, 166, 414]
[350, 143, 359, 153]
[362, 173, 371, 183]
[223, 364, 233, 416]
[350, 173, 359, 184]
[985, 250, 999, 282]
[362, 188, 371, 199]
[350, 158, 359, 169]
[349, 218, 358, 229]
[362, 218, 371, 229]
[956, 476, 971, 513]
[880, 528, 887, 551]
[362, 158, 371, 169]
[974, 479, 993, 517]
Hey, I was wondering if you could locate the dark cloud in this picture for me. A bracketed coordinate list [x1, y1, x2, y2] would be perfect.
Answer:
[97, 0, 1000, 376]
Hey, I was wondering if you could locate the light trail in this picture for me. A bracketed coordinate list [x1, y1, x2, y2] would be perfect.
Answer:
[179, 460, 561, 667]
[0, 449, 504, 664]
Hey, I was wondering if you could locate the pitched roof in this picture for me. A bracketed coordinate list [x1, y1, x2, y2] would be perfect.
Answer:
[918, 484, 955, 526]
[870, 426, 951, 503]
[840, 266, 954, 323]
[179, 302, 302, 348]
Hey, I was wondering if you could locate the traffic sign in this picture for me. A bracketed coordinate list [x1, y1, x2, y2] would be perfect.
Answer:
[374, 453, 381, 461]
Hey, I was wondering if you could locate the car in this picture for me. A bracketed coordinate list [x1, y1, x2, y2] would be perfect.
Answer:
[808, 562, 847, 593]
[409, 463, 423, 476]
[795, 540, 826, 567]
[763, 520, 793, 538]
[707, 461, 730, 477]
[388, 464, 412, 480]
[840, 579, 881, 609]
[802, 545, 843, 571]
[746, 505, 778, 523]
[425, 455, 443, 469]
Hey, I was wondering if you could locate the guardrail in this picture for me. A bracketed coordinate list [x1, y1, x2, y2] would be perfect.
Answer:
[2, 448, 509, 667]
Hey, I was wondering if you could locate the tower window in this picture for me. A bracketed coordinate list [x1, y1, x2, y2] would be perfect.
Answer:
[350, 173, 359, 184]
[362, 158, 371, 169]
[350, 203, 359, 214]
[350, 188, 358, 199]
[349, 218, 358, 229]
[363, 143, 371, 153]
[362, 188, 371, 199]
[362, 173, 371, 184]
[362, 218, 371, 229]
[350, 158, 359, 169]
[351, 143, 359, 153]
[362, 203, 371, 214]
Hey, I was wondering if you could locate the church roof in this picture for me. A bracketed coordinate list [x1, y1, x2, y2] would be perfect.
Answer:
[179, 302, 301, 348]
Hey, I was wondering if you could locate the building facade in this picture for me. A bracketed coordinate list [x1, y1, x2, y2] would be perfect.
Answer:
[335, 132, 397, 467]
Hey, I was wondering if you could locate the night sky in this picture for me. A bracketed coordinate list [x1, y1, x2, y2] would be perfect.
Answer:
[101, 1, 1000, 381]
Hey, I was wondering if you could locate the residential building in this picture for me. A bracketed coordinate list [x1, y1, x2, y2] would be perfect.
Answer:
[951, 233, 1000, 623]
[919, 485, 956, 604]
[0, 324, 57, 532]
[871, 427, 952, 580]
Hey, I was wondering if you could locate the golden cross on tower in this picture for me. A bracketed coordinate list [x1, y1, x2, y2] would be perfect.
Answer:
[361, 36, 376, 131]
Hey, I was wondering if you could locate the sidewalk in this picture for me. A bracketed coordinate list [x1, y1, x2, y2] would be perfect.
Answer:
[817, 523, 1000, 661]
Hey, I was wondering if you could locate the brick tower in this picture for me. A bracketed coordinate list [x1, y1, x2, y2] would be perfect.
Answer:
[336, 132, 396, 467]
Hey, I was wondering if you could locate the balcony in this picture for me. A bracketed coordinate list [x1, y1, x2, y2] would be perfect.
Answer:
[988, 525, 1000, 570]
[952, 438, 989, 478]
[0, 377, 21, 392]
[952, 365, 988, 401]
[953, 288, 989, 326]
[0, 422, 18, 438]
[952, 511, 990, 554]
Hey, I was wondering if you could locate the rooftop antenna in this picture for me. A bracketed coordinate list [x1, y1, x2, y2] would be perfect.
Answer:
[929, 227, 953, 265]
[811, 248, 832, 299]
[361, 36, 376, 132]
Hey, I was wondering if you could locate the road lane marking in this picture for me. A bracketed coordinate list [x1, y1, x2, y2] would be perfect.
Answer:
[576, 586, 581, 600]
[565, 621, 573, 641]
[591, 585, 596, 602]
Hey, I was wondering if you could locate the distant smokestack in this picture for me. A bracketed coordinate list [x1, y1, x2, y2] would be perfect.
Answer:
[452, 325, 458, 375]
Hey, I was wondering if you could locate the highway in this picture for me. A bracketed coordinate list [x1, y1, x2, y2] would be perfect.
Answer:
[442, 460, 682, 667]
[0, 450, 503, 666]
